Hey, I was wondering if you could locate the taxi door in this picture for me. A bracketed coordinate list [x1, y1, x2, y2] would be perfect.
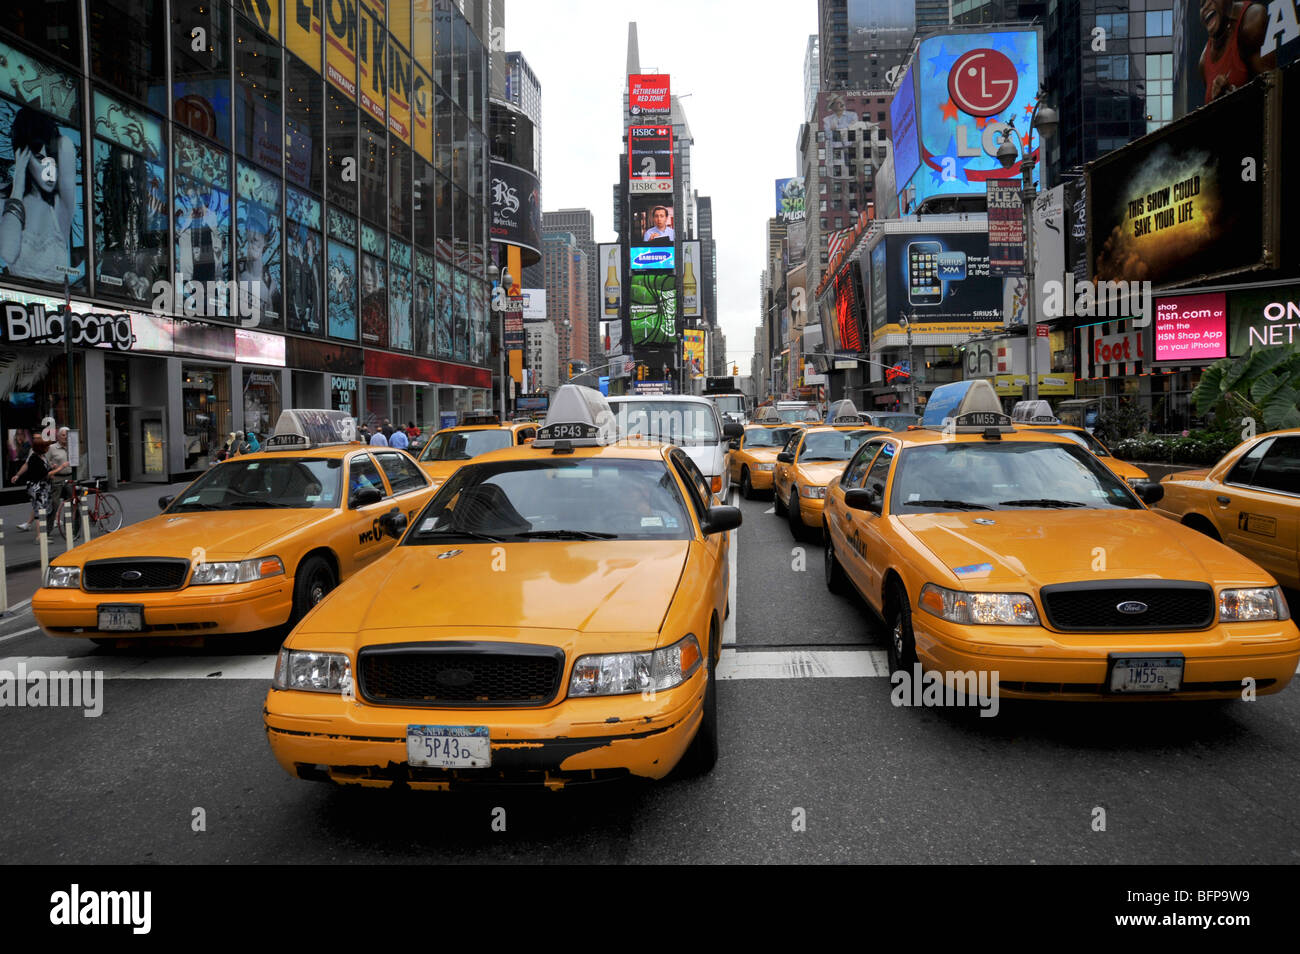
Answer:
[773, 431, 803, 503]
[671, 449, 728, 638]
[374, 449, 438, 538]
[1217, 436, 1300, 589]
[844, 441, 897, 613]
[338, 452, 398, 577]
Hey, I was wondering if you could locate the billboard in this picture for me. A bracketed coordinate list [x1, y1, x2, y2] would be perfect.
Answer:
[1172, 0, 1288, 119]
[775, 177, 806, 223]
[683, 328, 705, 374]
[1227, 283, 1300, 355]
[628, 195, 675, 247]
[682, 240, 702, 318]
[815, 91, 884, 173]
[629, 74, 671, 115]
[630, 272, 677, 347]
[629, 125, 673, 183]
[832, 267, 865, 353]
[488, 160, 542, 259]
[630, 246, 675, 270]
[986, 181, 1024, 276]
[847, 0, 915, 52]
[870, 230, 1004, 339]
[518, 288, 546, 322]
[1153, 291, 1228, 362]
[893, 30, 1041, 211]
[888, 68, 919, 194]
[1087, 79, 1272, 287]
[598, 243, 623, 326]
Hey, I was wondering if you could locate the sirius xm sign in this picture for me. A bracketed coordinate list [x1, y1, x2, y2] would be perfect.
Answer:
[630, 247, 675, 270]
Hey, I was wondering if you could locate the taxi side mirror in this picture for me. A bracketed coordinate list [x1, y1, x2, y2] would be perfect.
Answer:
[701, 505, 743, 535]
[728, 439, 740, 450]
[1133, 481, 1164, 505]
[380, 507, 408, 540]
[158, 495, 174, 511]
[777, 452, 794, 464]
[845, 487, 882, 516]
[350, 486, 384, 509]
[722, 421, 744, 440]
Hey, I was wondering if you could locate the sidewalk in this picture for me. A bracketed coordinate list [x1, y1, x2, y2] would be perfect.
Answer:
[1, 480, 194, 572]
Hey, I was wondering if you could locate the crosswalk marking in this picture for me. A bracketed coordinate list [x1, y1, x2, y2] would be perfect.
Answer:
[717, 648, 888, 680]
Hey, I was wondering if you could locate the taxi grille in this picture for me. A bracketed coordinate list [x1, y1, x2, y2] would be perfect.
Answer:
[1040, 581, 1215, 632]
[357, 642, 564, 707]
[82, 559, 190, 592]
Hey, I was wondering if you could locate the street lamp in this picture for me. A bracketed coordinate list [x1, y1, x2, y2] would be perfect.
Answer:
[996, 88, 1057, 402]
[897, 316, 918, 415]
[498, 266, 513, 418]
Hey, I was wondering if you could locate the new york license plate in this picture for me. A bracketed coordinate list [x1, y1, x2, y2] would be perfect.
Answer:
[97, 604, 143, 632]
[1108, 655, 1184, 693]
[406, 725, 491, 768]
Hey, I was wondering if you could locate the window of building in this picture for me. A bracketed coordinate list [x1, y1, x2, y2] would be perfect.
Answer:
[1096, 55, 1129, 81]
[90, 0, 166, 105]
[1096, 13, 1128, 38]
[1145, 10, 1173, 37]
[1145, 53, 1173, 132]
[235, 158, 283, 330]
[359, 116, 387, 227]
[234, 16, 281, 172]
[172, 0, 232, 146]
[326, 87, 358, 215]
[285, 55, 324, 195]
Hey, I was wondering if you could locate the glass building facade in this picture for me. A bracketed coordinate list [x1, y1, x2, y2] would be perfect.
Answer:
[0, 0, 493, 490]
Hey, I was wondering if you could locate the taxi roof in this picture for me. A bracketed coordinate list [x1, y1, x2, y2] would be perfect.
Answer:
[436, 420, 536, 434]
[886, 427, 1085, 449]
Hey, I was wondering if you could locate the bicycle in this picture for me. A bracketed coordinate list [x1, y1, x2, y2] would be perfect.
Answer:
[49, 477, 124, 539]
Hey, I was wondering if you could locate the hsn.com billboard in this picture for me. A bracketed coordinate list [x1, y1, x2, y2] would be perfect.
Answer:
[892, 29, 1042, 212]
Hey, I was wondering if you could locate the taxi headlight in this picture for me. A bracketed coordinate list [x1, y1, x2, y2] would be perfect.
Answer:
[568, 634, 704, 697]
[920, 583, 1040, 625]
[1218, 587, 1290, 622]
[190, 556, 285, 585]
[753, 462, 776, 471]
[272, 649, 353, 693]
[45, 565, 81, 588]
[800, 485, 827, 498]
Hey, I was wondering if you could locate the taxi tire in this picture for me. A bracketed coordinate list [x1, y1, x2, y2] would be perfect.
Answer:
[740, 467, 753, 500]
[885, 580, 920, 676]
[677, 653, 719, 777]
[291, 555, 337, 624]
[788, 491, 805, 541]
[774, 486, 787, 517]
[824, 525, 849, 595]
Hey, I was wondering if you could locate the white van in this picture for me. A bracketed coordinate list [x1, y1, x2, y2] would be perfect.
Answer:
[608, 395, 744, 499]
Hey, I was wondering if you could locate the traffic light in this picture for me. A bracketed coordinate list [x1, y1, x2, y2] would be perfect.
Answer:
[732, 364, 739, 375]
[567, 362, 575, 380]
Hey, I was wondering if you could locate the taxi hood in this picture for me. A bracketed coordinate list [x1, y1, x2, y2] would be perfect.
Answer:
[67, 510, 331, 563]
[796, 462, 848, 487]
[899, 509, 1272, 588]
[302, 540, 691, 639]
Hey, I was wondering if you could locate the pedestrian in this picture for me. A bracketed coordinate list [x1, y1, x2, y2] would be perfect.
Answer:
[10, 435, 52, 536]
[359, 425, 372, 444]
[381, 418, 394, 440]
[388, 425, 409, 450]
[369, 426, 389, 447]
[46, 426, 73, 517]
[405, 420, 420, 440]
[245, 430, 261, 453]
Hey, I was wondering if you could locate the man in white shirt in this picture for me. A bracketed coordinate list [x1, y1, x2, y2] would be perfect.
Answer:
[369, 429, 389, 446]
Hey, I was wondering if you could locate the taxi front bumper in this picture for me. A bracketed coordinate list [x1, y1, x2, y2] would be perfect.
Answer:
[743, 466, 775, 490]
[263, 668, 706, 789]
[32, 579, 293, 638]
[796, 494, 826, 527]
[912, 615, 1300, 701]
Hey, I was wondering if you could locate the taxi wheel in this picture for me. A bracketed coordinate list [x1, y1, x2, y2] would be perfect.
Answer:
[740, 468, 753, 500]
[824, 526, 849, 595]
[677, 642, 719, 777]
[885, 581, 920, 676]
[292, 556, 337, 624]
[788, 491, 805, 540]
[774, 486, 787, 516]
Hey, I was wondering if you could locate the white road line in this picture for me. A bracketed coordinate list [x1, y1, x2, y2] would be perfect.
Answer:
[6, 599, 32, 612]
[0, 655, 278, 679]
[763, 507, 775, 514]
[717, 648, 888, 680]
[0, 626, 41, 644]
[722, 524, 737, 646]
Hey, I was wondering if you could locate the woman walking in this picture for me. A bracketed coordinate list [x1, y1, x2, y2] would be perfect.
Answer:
[10, 435, 53, 536]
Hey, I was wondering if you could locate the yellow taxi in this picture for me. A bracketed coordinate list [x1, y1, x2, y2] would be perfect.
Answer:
[33, 410, 438, 644]
[264, 385, 741, 789]
[773, 424, 883, 540]
[415, 416, 539, 490]
[728, 424, 798, 499]
[1153, 429, 1299, 591]
[1013, 420, 1148, 483]
[821, 380, 1298, 701]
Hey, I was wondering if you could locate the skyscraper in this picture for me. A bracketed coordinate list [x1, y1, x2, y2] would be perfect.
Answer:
[804, 35, 821, 123]
[542, 210, 600, 367]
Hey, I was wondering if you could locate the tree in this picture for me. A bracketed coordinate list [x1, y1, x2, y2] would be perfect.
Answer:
[1193, 345, 1300, 432]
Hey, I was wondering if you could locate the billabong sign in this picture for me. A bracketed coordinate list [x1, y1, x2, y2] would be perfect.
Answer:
[1, 301, 136, 350]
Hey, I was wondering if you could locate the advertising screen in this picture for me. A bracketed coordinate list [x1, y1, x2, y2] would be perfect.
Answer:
[895, 30, 1041, 211]
[630, 246, 675, 270]
[628, 196, 675, 247]
[629, 74, 671, 115]
[1088, 80, 1269, 287]
[488, 160, 542, 258]
[628, 125, 674, 182]
[1228, 283, 1300, 355]
[888, 62, 920, 191]
[875, 231, 1004, 338]
[598, 243, 623, 330]
[1154, 292, 1228, 362]
[1171, 0, 1287, 119]
[833, 268, 864, 353]
[847, 0, 915, 51]
[775, 177, 806, 223]
[630, 272, 677, 347]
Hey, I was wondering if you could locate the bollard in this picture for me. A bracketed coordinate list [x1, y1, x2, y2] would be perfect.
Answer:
[0, 519, 7, 615]
[80, 496, 91, 541]
[64, 499, 74, 550]
[38, 506, 49, 578]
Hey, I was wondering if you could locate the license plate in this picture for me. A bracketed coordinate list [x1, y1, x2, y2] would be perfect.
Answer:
[97, 604, 143, 632]
[406, 725, 491, 768]
[1108, 655, 1184, 693]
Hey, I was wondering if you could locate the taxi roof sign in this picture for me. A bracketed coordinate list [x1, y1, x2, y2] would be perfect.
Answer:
[921, 380, 1013, 432]
[533, 384, 617, 449]
[825, 399, 867, 425]
[265, 409, 358, 450]
[1011, 400, 1059, 424]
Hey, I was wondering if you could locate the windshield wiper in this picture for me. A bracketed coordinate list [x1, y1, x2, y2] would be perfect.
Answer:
[413, 529, 509, 543]
[903, 499, 994, 511]
[802, 456, 846, 462]
[228, 500, 291, 508]
[513, 529, 619, 540]
[170, 502, 222, 511]
[998, 498, 1088, 508]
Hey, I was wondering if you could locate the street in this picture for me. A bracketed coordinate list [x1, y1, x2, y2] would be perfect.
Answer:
[2, 489, 1297, 865]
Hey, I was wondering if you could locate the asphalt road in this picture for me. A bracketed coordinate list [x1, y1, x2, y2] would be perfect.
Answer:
[1, 493, 1299, 864]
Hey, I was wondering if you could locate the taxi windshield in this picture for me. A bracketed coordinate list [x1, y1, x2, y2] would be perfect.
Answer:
[614, 401, 719, 446]
[778, 407, 819, 423]
[799, 430, 872, 462]
[1040, 427, 1111, 457]
[420, 429, 512, 461]
[744, 427, 795, 448]
[890, 442, 1142, 513]
[407, 459, 693, 542]
[167, 458, 343, 511]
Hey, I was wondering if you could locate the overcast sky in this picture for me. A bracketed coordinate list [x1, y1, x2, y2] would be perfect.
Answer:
[506, 0, 817, 366]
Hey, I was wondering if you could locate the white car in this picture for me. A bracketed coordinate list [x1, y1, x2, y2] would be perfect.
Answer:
[608, 394, 744, 499]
